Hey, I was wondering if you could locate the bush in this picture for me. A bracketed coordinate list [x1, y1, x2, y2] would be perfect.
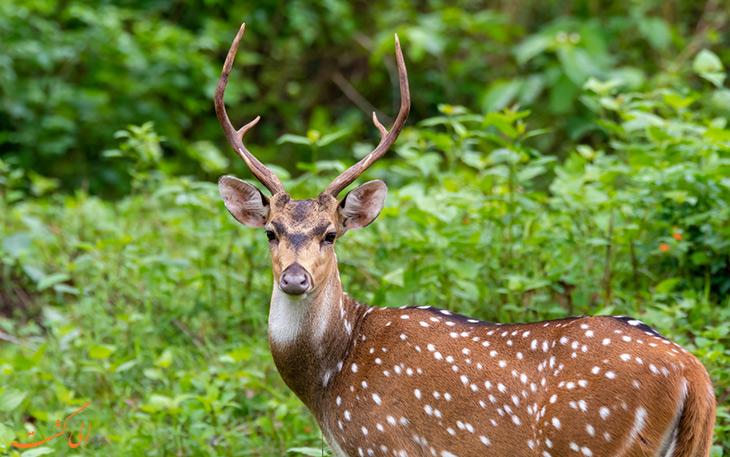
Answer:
[2, 0, 728, 198]
[1, 60, 729, 454]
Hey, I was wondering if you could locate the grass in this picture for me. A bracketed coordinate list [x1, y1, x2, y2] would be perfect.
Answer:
[0, 182, 322, 456]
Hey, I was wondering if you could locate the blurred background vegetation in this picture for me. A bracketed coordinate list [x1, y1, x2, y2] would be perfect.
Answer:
[1, 0, 730, 455]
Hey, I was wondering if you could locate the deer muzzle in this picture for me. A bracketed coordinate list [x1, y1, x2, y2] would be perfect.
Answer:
[279, 263, 312, 296]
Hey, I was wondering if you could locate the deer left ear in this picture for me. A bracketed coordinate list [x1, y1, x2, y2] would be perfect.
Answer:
[338, 180, 387, 231]
[219, 175, 270, 227]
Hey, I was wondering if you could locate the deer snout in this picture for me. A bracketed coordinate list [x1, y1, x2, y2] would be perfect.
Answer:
[279, 263, 312, 295]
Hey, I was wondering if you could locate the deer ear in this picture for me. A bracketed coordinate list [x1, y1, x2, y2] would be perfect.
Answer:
[219, 175, 270, 227]
[338, 180, 387, 231]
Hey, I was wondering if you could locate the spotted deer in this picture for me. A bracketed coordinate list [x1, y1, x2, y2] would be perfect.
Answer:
[215, 23, 716, 457]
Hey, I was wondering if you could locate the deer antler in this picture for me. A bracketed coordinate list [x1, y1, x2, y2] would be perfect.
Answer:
[215, 23, 285, 196]
[325, 34, 410, 197]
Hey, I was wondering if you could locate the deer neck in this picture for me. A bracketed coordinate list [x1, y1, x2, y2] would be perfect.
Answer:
[268, 264, 362, 410]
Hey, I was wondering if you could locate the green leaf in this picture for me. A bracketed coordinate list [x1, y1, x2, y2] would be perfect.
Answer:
[693, 50, 726, 87]
[481, 80, 520, 113]
[418, 116, 449, 127]
[287, 447, 326, 456]
[277, 134, 311, 145]
[20, 447, 55, 457]
[101, 149, 123, 158]
[514, 34, 551, 64]
[700, 72, 726, 87]
[317, 129, 350, 147]
[576, 145, 596, 160]
[662, 92, 697, 109]
[710, 445, 723, 457]
[143, 394, 174, 412]
[711, 89, 730, 108]
[704, 127, 730, 142]
[647, 126, 671, 143]
[155, 349, 174, 368]
[0, 423, 15, 447]
[37, 273, 70, 291]
[517, 165, 546, 182]
[382, 268, 404, 287]
[483, 114, 518, 139]
[638, 17, 670, 51]
[693, 49, 724, 74]
[187, 141, 229, 173]
[30, 344, 46, 364]
[225, 346, 252, 362]
[22, 265, 45, 283]
[88, 345, 114, 359]
[2, 233, 31, 258]
[14, 353, 37, 370]
[583, 77, 622, 96]
[622, 110, 664, 132]
[53, 284, 80, 295]
[558, 47, 599, 85]
[0, 388, 27, 412]
[489, 148, 520, 164]
[114, 360, 138, 373]
[655, 277, 681, 294]
[143, 368, 164, 380]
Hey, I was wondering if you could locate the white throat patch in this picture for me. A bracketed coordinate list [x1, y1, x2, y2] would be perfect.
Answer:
[269, 286, 310, 346]
[269, 283, 336, 348]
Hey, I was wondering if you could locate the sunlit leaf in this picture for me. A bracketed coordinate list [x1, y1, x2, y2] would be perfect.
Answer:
[88, 345, 114, 359]
[382, 268, 404, 287]
[37, 273, 70, 291]
[0, 423, 15, 447]
[656, 278, 681, 294]
[20, 447, 55, 457]
[693, 50, 726, 87]
[317, 130, 350, 147]
[155, 349, 174, 368]
[0, 389, 27, 412]
[277, 134, 311, 145]
[287, 447, 326, 456]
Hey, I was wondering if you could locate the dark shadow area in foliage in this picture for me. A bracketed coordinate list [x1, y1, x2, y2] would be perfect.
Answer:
[2, 1, 728, 197]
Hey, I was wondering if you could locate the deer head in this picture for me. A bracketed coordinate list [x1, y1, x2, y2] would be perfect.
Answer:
[216, 23, 410, 298]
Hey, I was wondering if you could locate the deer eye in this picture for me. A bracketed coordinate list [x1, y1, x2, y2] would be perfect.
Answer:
[265, 230, 277, 241]
[324, 232, 337, 244]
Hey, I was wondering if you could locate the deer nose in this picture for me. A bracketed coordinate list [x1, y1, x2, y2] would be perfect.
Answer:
[279, 263, 312, 295]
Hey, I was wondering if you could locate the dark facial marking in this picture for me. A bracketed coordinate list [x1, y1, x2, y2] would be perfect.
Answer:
[309, 222, 332, 238]
[288, 234, 309, 252]
[272, 221, 288, 237]
[270, 198, 335, 252]
[290, 200, 315, 223]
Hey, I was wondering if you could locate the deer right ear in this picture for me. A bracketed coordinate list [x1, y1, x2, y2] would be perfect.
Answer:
[219, 176, 270, 227]
[338, 180, 387, 231]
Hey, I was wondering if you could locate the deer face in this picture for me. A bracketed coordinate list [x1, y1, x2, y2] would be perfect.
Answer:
[214, 22, 408, 296]
[219, 177, 387, 296]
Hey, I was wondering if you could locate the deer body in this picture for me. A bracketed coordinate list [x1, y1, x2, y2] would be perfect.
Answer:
[269, 268, 715, 457]
[214, 23, 716, 457]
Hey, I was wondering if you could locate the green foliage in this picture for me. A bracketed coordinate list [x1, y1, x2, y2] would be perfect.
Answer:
[2, 61, 730, 454]
[1, 176, 318, 455]
[2, 1, 730, 455]
[2, 0, 729, 197]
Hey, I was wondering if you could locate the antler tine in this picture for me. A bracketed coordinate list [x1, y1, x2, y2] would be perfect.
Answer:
[215, 23, 285, 196]
[325, 34, 410, 197]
